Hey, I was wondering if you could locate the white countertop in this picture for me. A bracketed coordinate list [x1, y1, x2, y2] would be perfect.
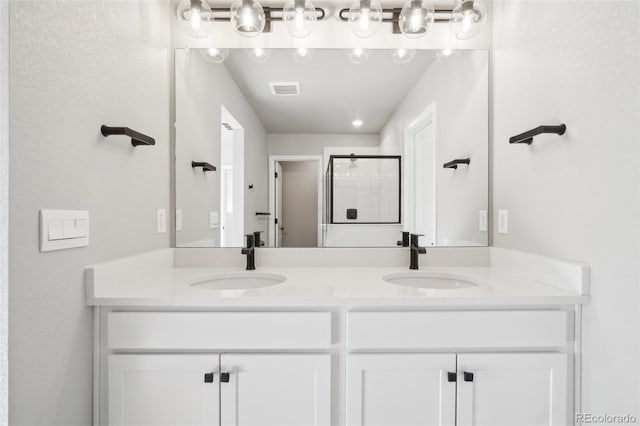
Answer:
[86, 249, 590, 307]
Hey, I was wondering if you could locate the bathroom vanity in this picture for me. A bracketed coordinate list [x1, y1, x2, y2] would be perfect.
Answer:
[87, 247, 589, 426]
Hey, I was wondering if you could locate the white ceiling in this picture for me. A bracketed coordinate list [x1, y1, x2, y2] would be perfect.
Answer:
[222, 49, 436, 134]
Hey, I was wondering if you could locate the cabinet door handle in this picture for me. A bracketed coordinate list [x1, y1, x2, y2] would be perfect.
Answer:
[220, 372, 230, 383]
[447, 372, 457, 382]
[203, 372, 215, 383]
[463, 371, 474, 382]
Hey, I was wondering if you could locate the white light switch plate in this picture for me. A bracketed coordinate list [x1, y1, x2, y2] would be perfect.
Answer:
[156, 209, 167, 234]
[209, 211, 219, 230]
[40, 209, 89, 252]
[498, 209, 509, 234]
[479, 210, 488, 232]
[175, 209, 183, 232]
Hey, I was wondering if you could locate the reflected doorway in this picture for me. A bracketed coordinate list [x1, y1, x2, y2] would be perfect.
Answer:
[269, 156, 322, 247]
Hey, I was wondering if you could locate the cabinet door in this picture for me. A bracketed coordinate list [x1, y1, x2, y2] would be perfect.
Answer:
[457, 353, 570, 426]
[220, 354, 331, 426]
[108, 354, 220, 426]
[346, 354, 456, 426]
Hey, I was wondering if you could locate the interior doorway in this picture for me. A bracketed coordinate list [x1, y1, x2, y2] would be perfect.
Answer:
[269, 156, 322, 247]
[404, 103, 437, 246]
[220, 106, 244, 247]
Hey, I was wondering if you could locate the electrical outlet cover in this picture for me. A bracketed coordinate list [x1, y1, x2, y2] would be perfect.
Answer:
[498, 209, 509, 234]
[157, 209, 167, 234]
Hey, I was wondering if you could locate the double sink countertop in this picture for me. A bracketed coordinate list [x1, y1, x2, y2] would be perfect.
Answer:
[86, 247, 590, 307]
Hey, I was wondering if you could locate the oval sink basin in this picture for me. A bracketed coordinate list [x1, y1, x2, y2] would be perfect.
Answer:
[383, 272, 478, 290]
[188, 272, 286, 290]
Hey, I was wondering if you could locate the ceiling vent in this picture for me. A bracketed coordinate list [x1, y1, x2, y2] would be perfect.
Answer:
[269, 82, 301, 96]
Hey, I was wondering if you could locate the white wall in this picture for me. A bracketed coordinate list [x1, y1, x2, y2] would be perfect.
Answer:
[0, 0, 8, 423]
[9, 1, 171, 424]
[492, 0, 640, 417]
[380, 51, 489, 246]
[175, 49, 268, 247]
[268, 133, 379, 161]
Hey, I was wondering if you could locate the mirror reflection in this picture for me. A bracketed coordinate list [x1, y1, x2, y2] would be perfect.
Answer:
[175, 48, 488, 248]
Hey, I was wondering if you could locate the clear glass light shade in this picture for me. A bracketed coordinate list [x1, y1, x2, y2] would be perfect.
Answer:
[398, 0, 434, 39]
[348, 0, 383, 38]
[246, 47, 271, 63]
[283, 0, 317, 38]
[200, 48, 229, 63]
[230, 0, 266, 37]
[392, 48, 416, 64]
[176, 0, 214, 39]
[292, 47, 313, 63]
[450, 0, 487, 40]
[348, 48, 370, 64]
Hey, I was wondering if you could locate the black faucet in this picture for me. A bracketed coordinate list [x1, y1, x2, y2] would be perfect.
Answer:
[254, 231, 265, 247]
[241, 234, 256, 271]
[409, 234, 426, 270]
[397, 231, 410, 247]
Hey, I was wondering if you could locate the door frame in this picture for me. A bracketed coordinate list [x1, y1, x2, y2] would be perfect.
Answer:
[268, 155, 323, 247]
[403, 102, 437, 245]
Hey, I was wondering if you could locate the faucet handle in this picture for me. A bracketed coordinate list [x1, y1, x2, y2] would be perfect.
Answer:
[253, 231, 265, 247]
[244, 234, 256, 248]
[397, 231, 410, 247]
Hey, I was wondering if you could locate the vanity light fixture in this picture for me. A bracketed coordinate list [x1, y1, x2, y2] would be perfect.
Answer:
[200, 47, 230, 63]
[347, 0, 384, 38]
[283, 0, 317, 38]
[392, 48, 416, 63]
[339, 2, 484, 39]
[450, 0, 487, 40]
[176, 0, 215, 38]
[348, 48, 370, 64]
[398, 0, 434, 38]
[247, 47, 271, 63]
[177, 0, 326, 38]
[292, 47, 313, 63]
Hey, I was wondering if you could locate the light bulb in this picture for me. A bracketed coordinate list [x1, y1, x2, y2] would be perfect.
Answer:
[230, 0, 266, 37]
[246, 47, 271, 63]
[176, 0, 214, 39]
[392, 48, 416, 64]
[348, 48, 370, 64]
[348, 0, 383, 38]
[292, 47, 313, 63]
[398, 0, 434, 39]
[200, 47, 229, 63]
[435, 48, 460, 61]
[283, 0, 317, 38]
[450, 0, 487, 40]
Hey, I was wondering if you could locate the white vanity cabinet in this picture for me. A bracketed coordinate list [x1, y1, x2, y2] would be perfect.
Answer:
[108, 353, 331, 426]
[345, 310, 574, 426]
[96, 307, 577, 426]
[346, 352, 569, 426]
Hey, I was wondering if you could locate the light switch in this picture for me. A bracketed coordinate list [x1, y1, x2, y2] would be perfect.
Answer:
[479, 210, 488, 232]
[498, 209, 509, 234]
[176, 209, 183, 232]
[40, 210, 89, 252]
[157, 209, 167, 234]
[209, 211, 219, 230]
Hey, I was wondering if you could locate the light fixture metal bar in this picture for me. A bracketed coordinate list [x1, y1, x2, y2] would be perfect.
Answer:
[338, 7, 452, 33]
[207, 6, 326, 25]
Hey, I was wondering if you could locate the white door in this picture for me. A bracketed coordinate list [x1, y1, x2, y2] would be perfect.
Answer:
[412, 121, 436, 246]
[346, 354, 456, 426]
[220, 354, 331, 426]
[108, 354, 220, 426]
[457, 353, 570, 426]
[275, 162, 284, 247]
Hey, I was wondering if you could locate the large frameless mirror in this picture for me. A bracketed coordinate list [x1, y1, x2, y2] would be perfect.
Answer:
[174, 48, 488, 248]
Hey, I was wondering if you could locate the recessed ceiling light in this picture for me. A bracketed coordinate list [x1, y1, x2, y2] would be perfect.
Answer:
[352, 119, 363, 127]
